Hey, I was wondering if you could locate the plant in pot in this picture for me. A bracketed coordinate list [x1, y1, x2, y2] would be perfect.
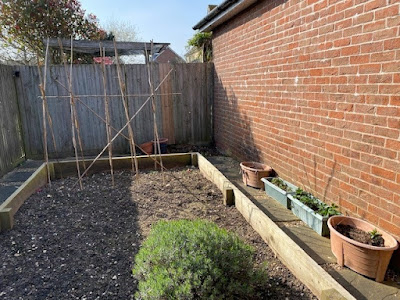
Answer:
[240, 162, 274, 189]
[287, 188, 340, 236]
[261, 177, 298, 209]
[328, 215, 399, 282]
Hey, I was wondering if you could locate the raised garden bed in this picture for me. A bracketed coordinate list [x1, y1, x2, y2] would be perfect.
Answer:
[0, 168, 316, 299]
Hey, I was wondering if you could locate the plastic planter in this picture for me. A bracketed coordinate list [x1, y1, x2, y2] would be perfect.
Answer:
[287, 194, 330, 236]
[328, 216, 398, 282]
[261, 177, 297, 209]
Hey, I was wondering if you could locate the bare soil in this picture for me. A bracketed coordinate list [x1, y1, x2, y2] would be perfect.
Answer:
[335, 224, 385, 247]
[0, 168, 316, 299]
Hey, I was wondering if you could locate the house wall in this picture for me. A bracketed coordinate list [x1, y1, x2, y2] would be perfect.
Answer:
[212, 0, 400, 243]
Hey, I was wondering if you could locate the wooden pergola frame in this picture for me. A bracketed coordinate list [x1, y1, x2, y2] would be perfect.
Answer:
[45, 38, 170, 62]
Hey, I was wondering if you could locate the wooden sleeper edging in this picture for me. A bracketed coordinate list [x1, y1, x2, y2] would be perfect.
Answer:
[196, 153, 356, 300]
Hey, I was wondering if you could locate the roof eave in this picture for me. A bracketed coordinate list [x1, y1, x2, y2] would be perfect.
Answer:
[193, 0, 259, 32]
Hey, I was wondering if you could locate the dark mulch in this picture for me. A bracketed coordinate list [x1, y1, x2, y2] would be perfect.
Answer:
[0, 168, 316, 299]
[335, 224, 385, 247]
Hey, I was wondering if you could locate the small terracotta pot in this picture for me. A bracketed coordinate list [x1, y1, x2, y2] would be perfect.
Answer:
[240, 162, 273, 189]
[139, 141, 153, 155]
[328, 216, 399, 282]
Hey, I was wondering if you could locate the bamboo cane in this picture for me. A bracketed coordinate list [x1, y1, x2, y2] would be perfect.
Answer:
[99, 44, 115, 186]
[113, 39, 139, 176]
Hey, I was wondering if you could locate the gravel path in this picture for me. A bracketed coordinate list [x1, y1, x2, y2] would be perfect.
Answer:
[0, 168, 316, 299]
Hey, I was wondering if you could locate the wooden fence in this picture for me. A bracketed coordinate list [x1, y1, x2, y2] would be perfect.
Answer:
[13, 63, 213, 159]
[0, 65, 24, 176]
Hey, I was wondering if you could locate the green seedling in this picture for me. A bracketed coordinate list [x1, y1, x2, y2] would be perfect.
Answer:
[271, 177, 292, 192]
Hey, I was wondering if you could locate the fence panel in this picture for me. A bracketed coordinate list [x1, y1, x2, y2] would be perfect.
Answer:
[14, 63, 213, 159]
[0, 65, 24, 176]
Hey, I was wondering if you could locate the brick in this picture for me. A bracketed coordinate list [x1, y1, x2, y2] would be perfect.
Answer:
[352, 33, 373, 45]
[341, 45, 360, 56]
[350, 54, 370, 64]
[375, 5, 399, 19]
[365, 0, 387, 12]
[382, 62, 400, 72]
[361, 42, 383, 54]
[368, 74, 392, 83]
[385, 139, 400, 151]
[372, 146, 397, 159]
[371, 166, 396, 180]
[368, 204, 392, 221]
[353, 12, 374, 25]
[360, 172, 382, 187]
[357, 207, 379, 224]
[363, 20, 386, 33]
[378, 219, 400, 237]
[359, 64, 381, 74]
[384, 38, 400, 51]
[380, 199, 400, 215]
[377, 106, 400, 116]
[336, 0, 355, 12]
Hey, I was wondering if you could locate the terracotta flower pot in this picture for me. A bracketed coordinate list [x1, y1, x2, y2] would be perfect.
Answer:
[240, 162, 273, 189]
[328, 216, 399, 282]
[139, 141, 153, 155]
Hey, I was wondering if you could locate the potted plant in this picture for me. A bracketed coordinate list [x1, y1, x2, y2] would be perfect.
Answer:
[240, 162, 273, 189]
[288, 188, 340, 236]
[261, 177, 297, 209]
[328, 216, 398, 282]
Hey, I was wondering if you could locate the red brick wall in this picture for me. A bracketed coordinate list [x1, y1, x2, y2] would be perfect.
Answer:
[212, 0, 400, 242]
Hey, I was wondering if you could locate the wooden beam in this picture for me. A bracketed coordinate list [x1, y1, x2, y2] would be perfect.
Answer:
[0, 163, 51, 231]
[46, 39, 169, 56]
[223, 187, 234, 206]
[196, 153, 356, 300]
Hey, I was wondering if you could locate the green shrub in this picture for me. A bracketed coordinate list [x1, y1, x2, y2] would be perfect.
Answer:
[132, 219, 267, 300]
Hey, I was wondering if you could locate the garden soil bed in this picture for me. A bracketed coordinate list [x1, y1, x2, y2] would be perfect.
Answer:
[0, 167, 316, 299]
[334, 224, 385, 247]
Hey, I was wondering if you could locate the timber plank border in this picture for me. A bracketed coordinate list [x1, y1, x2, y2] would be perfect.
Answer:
[0, 153, 192, 232]
[196, 153, 355, 300]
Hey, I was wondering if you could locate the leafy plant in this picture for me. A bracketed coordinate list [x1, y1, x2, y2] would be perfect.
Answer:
[270, 177, 292, 192]
[0, 0, 106, 64]
[187, 32, 212, 48]
[293, 188, 340, 217]
[317, 203, 340, 217]
[132, 219, 267, 299]
[369, 228, 382, 240]
[187, 31, 212, 62]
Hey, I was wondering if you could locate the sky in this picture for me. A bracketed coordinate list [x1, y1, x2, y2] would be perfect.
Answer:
[79, 0, 223, 57]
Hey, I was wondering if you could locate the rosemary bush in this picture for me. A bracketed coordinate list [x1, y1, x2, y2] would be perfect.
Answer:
[132, 219, 267, 299]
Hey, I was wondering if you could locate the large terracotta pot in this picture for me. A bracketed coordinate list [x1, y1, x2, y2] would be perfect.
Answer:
[328, 216, 398, 282]
[240, 162, 273, 189]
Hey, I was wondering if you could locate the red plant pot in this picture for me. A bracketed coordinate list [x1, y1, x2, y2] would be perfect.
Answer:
[328, 216, 398, 282]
